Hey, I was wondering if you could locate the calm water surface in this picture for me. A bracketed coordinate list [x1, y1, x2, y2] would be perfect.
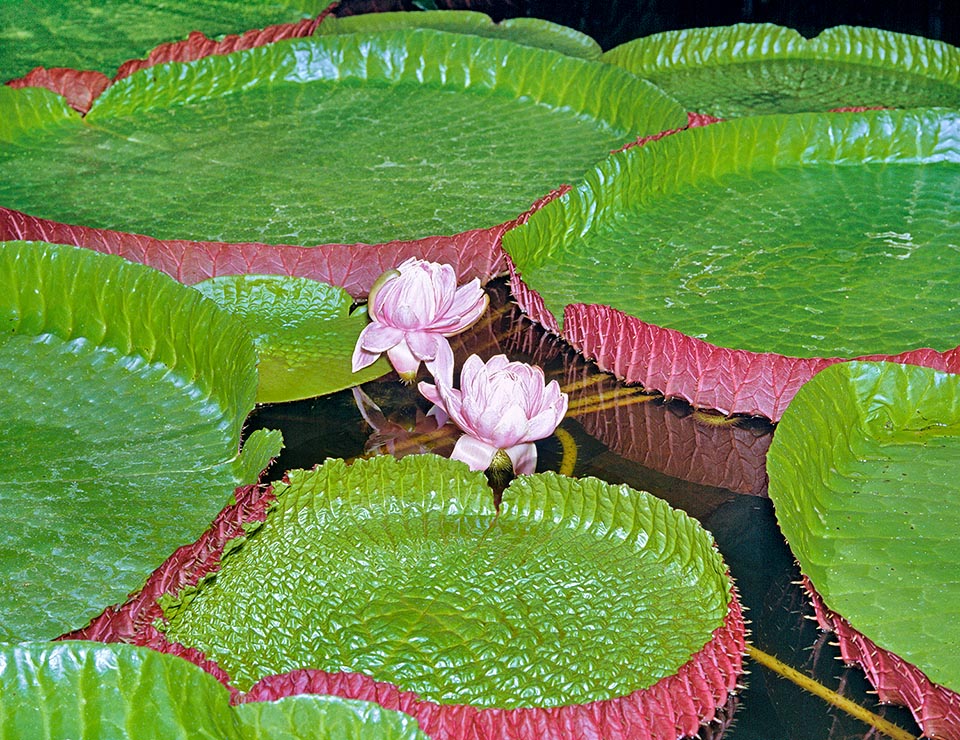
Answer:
[245, 278, 922, 740]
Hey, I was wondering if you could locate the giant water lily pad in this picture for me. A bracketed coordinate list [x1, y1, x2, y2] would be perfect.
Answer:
[503, 108, 960, 419]
[0, 30, 686, 250]
[0, 0, 327, 82]
[603, 24, 960, 117]
[767, 361, 960, 728]
[0, 641, 431, 739]
[193, 274, 390, 403]
[157, 454, 743, 738]
[316, 10, 603, 59]
[0, 241, 282, 642]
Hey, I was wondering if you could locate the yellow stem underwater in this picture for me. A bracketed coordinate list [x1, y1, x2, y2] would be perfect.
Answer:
[745, 644, 917, 740]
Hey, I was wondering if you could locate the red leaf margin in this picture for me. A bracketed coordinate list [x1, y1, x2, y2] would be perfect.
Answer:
[4, 11, 332, 114]
[0, 190, 562, 298]
[803, 575, 960, 740]
[65, 478, 746, 739]
[506, 110, 960, 422]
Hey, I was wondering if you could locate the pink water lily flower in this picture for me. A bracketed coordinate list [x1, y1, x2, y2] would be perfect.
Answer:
[352, 258, 488, 383]
[418, 354, 568, 475]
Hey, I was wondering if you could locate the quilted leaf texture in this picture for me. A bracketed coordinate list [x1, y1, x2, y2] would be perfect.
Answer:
[116, 455, 744, 739]
[603, 24, 960, 117]
[504, 108, 960, 419]
[0, 641, 431, 739]
[1, 0, 330, 105]
[0, 30, 686, 293]
[768, 361, 960, 738]
[193, 274, 391, 402]
[0, 241, 282, 642]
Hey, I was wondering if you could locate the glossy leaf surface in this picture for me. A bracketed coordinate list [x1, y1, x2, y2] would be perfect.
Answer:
[317, 10, 603, 59]
[0, 241, 282, 642]
[768, 361, 960, 692]
[0, 31, 686, 246]
[604, 24, 960, 116]
[504, 109, 960, 360]
[0, 641, 430, 739]
[0, 0, 325, 81]
[193, 274, 389, 402]
[160, 455, 732, 703]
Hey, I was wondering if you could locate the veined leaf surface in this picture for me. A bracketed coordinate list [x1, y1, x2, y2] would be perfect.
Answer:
[193, 274, 390, 402]
[604, 24, 960, 117]
[768, 361, 960, 693]
[0, 30, 686, 246]
[160, 455, 733, 704]
[0, 641, 430, 739]
[0, 241, 282, 641]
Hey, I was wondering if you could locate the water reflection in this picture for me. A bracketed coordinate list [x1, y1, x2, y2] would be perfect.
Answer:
[245, 278, 922, 739]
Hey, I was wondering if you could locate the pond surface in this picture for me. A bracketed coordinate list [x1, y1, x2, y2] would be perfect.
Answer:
[245, 278, 925, 739]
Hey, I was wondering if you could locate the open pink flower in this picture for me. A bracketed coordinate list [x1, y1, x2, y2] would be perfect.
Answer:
[418, 354, 568, 475]
[352, 258, 488, 383]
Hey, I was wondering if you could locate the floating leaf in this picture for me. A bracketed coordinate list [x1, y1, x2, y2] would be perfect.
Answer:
[156, 454, 743, 738]
[193, 274, 390, 403]
[0, 241, 282, 642]
[604, 24, 960, 117]
[0, 30, 686, 249]
[0, 641, 430, 739]
[768, 361, 960, 695]
[317, 10, 603, 59]
[503, 108, 960, 419]
[0, 0, 327, 81]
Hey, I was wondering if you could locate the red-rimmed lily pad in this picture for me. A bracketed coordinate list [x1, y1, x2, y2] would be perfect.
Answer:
[193, 274, 390, 403]
[0, 641, 431, 739]
[503, 107, 960, 420]
[0, 240, 282, 642]
[603, 24, 960, 117]
[0, 0, 329, 82]
[0, 29, 687, 296]
[316, 9, 603, 59]
[767, 360, 960, 738]
[147, 454, 743, 739]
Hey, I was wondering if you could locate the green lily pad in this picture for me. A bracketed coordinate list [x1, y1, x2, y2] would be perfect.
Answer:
[317, 10, 603, 60]
[193, 274, 390, 403]
[503, 108, 960, 360]
[0, 29, 686, 247]
[0, 0, 327, 81]
[159, 454, 733, 704]
[767, 360, 960, 692]
[603, 24, 960, 117]
[0, 641, 430, 739]
[0, 241, 282, 642]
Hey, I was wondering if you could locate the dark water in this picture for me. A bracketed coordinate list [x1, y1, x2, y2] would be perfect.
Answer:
[245, 278, 923, 739]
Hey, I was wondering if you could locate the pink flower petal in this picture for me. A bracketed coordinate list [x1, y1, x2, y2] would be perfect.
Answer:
[423, 338, 455, 388]
[406, 331, 441, 361]
[386, 341, 422, 379]
[358, 323, 405, 353]
[450, 434, 499, 472]
[351, 344, 381, 373]
[504, 443, 538, 476]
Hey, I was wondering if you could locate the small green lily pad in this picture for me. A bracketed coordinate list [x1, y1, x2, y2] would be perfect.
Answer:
[0, 241, 282, 642]
[604, 24, 960, 117]
[159, 454, 732, 704]
[193, 274, 390, 403]
[0, 641, 430, 739]
[767, 360, 960, 692]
